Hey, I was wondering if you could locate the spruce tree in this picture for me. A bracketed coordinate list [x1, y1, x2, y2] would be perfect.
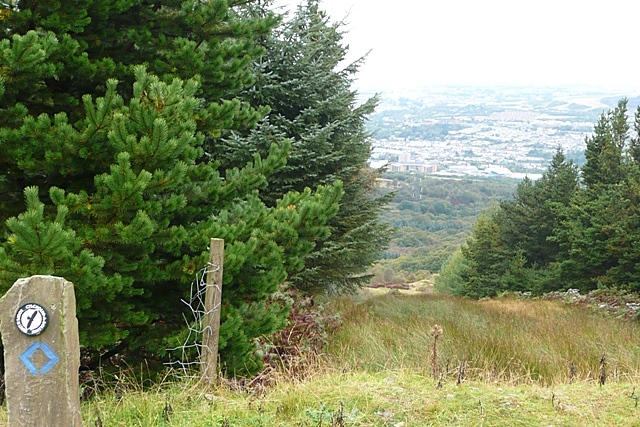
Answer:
[455, 149, 579, 297]
[552, 101, 640, 293]
[0, 1, 343, 375]
[581, 99, 628, 188]
[499, 150, 579, 269]
[459, 208, 517, 298]
[214, 0, 393, 293]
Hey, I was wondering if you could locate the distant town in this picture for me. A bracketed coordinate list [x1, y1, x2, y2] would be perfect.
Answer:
[366, 85, 640, 180]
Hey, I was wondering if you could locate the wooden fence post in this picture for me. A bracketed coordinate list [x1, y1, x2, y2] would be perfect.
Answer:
[201, 238, 224, 385]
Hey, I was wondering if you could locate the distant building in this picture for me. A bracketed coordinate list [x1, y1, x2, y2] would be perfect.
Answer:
[398, 152, 411, 163]
[447, 164, 479, 175]
[390, 162, 438, 173]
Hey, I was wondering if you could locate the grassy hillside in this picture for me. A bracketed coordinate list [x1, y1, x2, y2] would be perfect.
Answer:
[3, 293, 640, 426]
[327, 294, 640, 384]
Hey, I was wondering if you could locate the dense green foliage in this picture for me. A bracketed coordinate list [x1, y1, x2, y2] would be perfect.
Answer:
[441, 99, 640, 298]
[0, 0, 389, 376]
[214, 0, 392, 294]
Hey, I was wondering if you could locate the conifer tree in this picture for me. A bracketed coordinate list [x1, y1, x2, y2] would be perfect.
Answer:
[628, 107, 640, 163]
[214, 0, 392, 293]
[551, 186, 624, 291]
[455, 149, 579, 297]
[601, 164, 640, 291]
[551, 101, 635, 292]
[458, 208, 517, 298]
[499, 149, 579, 269]
[433, 248, 469, 295]
[0, 1, 343, 375]
[581, 99, 628, 188]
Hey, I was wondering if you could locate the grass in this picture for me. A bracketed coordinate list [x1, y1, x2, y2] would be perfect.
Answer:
[43, 371, 640, 426]
[328, 294, 640, 385]
[3, 293, 640, 426]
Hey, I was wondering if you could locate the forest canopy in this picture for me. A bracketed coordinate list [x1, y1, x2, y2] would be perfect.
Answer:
[0, 0, 389, 376]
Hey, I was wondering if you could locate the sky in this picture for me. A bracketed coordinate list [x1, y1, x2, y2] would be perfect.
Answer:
[273, 0, 640, 93]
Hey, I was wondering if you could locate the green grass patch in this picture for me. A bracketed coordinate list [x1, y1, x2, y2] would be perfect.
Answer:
[3, 293, 640, 426]
[77, 372, 640, 426]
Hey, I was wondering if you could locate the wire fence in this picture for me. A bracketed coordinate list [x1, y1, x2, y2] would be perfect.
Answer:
[165, 262, 221, 379]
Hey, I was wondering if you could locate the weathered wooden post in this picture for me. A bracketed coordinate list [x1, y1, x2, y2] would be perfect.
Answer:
[201, 238, 224, 385]
[0, 275, 83, 426]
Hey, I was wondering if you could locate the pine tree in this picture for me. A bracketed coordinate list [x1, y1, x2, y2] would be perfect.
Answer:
[0, 1, 343, 375]
[455, 149, 579, 297]
[581, 99, 628, 188]
[499, 150, 579, 269]
[551, 101, 638, 293]
[459, 207, 515, 298]
[213, 0, 393, 293]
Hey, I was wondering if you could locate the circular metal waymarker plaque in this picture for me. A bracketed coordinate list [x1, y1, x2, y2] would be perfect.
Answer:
[15, 303, 49, 336]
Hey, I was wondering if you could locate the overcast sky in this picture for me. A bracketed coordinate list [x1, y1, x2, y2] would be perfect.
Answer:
[274, 0, 640, 93]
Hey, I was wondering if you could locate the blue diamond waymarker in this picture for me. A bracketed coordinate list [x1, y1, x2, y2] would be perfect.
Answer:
[20, 341, 60, 375]
[1, 276, 83, 426]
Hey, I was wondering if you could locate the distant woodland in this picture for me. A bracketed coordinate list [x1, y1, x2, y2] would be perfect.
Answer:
[369, 173, 517, 284]
[436, 99, 640, 298]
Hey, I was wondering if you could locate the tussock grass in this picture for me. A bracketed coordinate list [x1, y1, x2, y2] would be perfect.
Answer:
[3, 293, 640, 426]
[327, 293, 640, 385]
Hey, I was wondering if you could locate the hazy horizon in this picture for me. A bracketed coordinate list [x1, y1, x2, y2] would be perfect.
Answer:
[274, 0, 640, 95]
